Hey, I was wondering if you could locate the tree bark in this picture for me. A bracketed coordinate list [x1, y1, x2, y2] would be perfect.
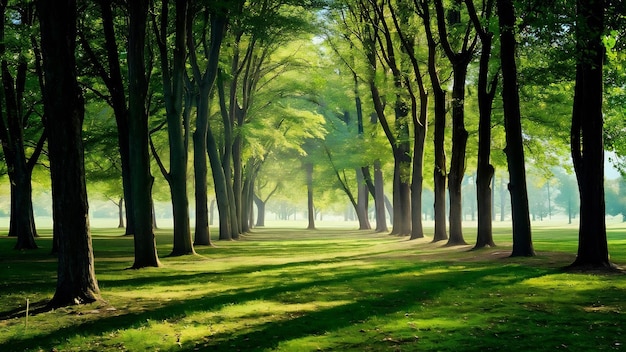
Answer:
[356, 169, 372, 230]
[466, 0, 497, 249]
[37, 0, 101, 307]
[95, 0, 135, 236]
[305, 162, 316, 230]
[569, 0, 611, 268]
[373, 160, 388, 232]
[118, 198, 125, 228]
[188, 9, 226, 246]
[433, 0, 475, 246]
[127, 0, 160, 268]
[155, 0, 194, 256]
[497, 0, 534, 256]
[0, 4, 40, 249]
[420, 2, 448, 242]
[254, 194, 266, 227]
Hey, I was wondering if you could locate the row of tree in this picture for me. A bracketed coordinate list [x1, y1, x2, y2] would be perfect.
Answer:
[0, 0, 623, 307]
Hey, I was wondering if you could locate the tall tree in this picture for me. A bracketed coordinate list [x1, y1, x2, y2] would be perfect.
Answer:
[0, 1, 45, 250]
[127, 0, 161, 268]
[569, 0, 611, 268]
[37, 0, 101, 307]
[418, 0, 448, 242]
[496, 0, 534, 256]
[386, 0, 428, 239]
[152, 0, 194, 256]
[78, 0, 135, 236]
[466, 0, 498, 248]
[186, 2, 227, 246]
[433, 0, 477, 246]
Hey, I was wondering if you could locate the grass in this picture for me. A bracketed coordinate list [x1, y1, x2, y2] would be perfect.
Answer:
[0, 222, 625, 351]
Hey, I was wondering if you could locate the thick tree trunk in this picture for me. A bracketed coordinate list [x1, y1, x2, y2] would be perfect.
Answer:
[38, 0, 101, 307]
[569, 0, 611, 268]
[127, 0, 160, 268]
[497, 0, 534, 256]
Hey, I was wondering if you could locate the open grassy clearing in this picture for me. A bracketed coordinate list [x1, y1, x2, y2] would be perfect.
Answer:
[0, 223, 625, 351]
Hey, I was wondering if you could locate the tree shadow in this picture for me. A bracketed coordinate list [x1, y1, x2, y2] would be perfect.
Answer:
[0, 264, 545, 351]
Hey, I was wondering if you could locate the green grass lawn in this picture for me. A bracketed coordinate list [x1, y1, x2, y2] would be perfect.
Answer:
[0, 223, 625, 351]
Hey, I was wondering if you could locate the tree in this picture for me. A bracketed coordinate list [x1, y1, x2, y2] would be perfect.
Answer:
[433, 0, 477, 246]
[152, 0, 194, 256]
[496, 0, 534, 257]
[387, 0, 428, 239]
[466, 0, 498, 249]
[0, 1, 45, 250]
[569, 0, 612, 268]
[78, 0, 135, 236]
[37, 0, 101, 307]
[186, 1, 227, 246]
[419, 0, 448, 242]
[127, 0, 161, 268]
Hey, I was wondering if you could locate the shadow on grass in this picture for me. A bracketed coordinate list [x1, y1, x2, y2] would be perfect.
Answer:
[0, 262, 546, 351]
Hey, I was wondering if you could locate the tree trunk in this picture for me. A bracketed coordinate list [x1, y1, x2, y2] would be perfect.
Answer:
[468, 0, 497, 249]
[188, 11, 225, 245]
[127, 0, 160, 268]
[356, 169, 371, 230]
[569, 0, 611, 268]
[392, 124, 412, 236]
[421, 4, 448, 242]
[447, 64, 469, 246]
[193, 117, 211, 245]
[305, 162, 316, 230]
[11, 170, 38, 250]
[38, 0, 101, 307]
[0, 8, 39, 249]
[157, 0, 193, 256]
[497, 0, 534, 256]
[118, 198, 125, 228]
[97, 0, 134, 236]
[410, 89, 427, 240]
[209, 199, 216, 226]
[207, 125, 232, 240]
[373, 160, 388, 232]
[254, 194, 266, 227]
[241, 173, 253, 233]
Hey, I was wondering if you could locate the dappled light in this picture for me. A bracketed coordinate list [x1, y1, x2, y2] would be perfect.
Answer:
[2, 226, 626, 351]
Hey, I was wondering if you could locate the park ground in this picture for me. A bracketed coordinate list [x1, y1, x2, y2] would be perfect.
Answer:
[0, 220, 625, 351]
